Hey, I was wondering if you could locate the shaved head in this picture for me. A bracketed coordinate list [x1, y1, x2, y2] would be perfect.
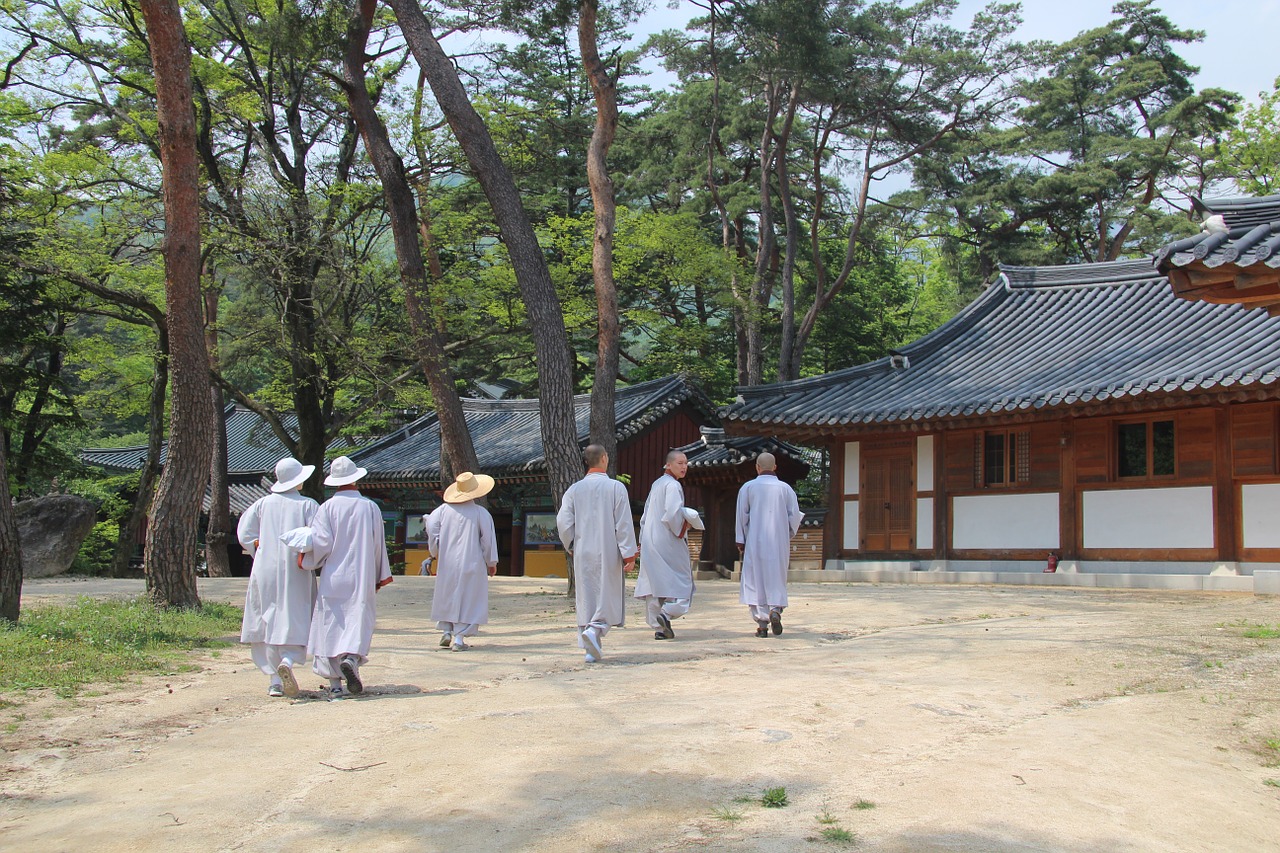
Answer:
[756, 452, 777, 472]
[583, 444, 608, 469]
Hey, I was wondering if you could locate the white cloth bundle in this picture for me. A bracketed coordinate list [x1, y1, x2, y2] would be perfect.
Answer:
[279, 526, 314, 552]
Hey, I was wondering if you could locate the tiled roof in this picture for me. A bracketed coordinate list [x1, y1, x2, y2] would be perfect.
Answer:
[355, 374, 718, 483]
[721, 259, 1280, 435]
[1155, 195, 1280, 273]
[679, 427, 814, 476]
[80, 406, 342, 476]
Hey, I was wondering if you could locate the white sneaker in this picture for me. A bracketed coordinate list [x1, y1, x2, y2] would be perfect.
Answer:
[267, 683, 284, 697]
[276, 662, 299, 698]
[439, 632, 452, 647]
[584, 652, 599, 663]
[581, 627, 603, 660]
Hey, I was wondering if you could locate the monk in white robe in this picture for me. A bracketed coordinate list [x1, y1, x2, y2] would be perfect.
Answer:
[238, 457, 318, 697]
[429, 472, 499, 651]
[735, 452, 803, 637]
[556, 444, 637, 662]
[635, 450, 695, 640]
[301, 456, 392, 696]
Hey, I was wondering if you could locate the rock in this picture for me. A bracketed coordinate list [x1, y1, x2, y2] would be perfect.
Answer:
[16, 495, 97, 578]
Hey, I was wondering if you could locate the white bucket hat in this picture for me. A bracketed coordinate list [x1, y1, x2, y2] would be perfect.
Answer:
[270, 457, 315, 493]
[443, 471, 495, 504]
[324, 455, 368, 487]
[682, 507, 705, 531]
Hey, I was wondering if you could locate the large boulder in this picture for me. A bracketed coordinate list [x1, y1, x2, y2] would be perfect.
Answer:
[16, 495, 97, 578]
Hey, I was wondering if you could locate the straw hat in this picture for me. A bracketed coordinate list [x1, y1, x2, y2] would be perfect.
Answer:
[682, 507, 705, 531]
[443, 471, 495, 504]
[324, 456, 368, 487]
[270, 457, 315, 493]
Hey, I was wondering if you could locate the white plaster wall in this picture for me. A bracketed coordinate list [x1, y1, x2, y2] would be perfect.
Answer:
[917, 497, 934, 550]
[917, 436, 934, 493]
[953, 492, 1059, 550]
[1241, 483, 1280, 549]
[843, 499, 859, 550]
[843, 441, 859, 495]
[1082, 486, 1213, 550]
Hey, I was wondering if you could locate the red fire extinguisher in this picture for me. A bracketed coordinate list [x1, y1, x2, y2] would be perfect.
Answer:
[1045, 553, 1058, 573]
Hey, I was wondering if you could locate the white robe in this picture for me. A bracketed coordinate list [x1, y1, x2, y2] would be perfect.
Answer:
[557, 472, 637, 630]
[429, 501, 497, 627]
[301, 490, 392, 670]
[735, 473, 804, 609]
[238, 491, 318, 651]
[635, 473, 695, 601]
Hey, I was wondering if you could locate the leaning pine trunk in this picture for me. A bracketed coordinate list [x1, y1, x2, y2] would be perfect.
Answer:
[138, 0, 216, 609]
[388, 0, 583, 588]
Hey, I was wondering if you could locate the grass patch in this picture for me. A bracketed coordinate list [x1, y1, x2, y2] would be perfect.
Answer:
[761, 786, 788, 808]
[1264, 778, 1280, 788]
[0, 596, 242, 699]
[711, 806, 743, 822]
[820, 826, 857, 843]
[852, 798, 876, 810]
[1243, 624, 1280, 639]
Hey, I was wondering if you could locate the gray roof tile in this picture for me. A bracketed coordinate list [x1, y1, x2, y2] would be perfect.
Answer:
[722, 259, 1280, 433]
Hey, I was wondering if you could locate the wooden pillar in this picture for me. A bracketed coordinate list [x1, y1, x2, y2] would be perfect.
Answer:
[1214, 405, 1240, 562]
[824, 440, 844, 567]
[1060, 419, 1079, 559]
[933, 432, 948, 560]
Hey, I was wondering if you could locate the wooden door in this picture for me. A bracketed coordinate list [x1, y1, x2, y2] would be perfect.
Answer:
[861, 445, 915, 552]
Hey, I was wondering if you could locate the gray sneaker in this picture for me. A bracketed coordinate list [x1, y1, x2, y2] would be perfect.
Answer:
[439, 632, 452, 647]
[339, 656, 363, 695]
[656, 611, 675, 640]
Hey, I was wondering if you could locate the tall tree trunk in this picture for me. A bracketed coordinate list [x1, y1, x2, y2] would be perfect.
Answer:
[774, 86, 802, 382]
[202, 278, 233, 578]
[579, 0, 620, 470]
[388, 0, 582, 545]
[139, 0, 216, 609]
[112, 328, 168, 577]
[341, 0, 480, 483]
[746, 80, 782, 386]
[0, 438, 22, 623]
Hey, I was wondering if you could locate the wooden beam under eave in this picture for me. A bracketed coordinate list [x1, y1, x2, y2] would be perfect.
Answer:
[1199, 289, 1280, 306]
[1234, 271, 1280, 292]
[1169, 267, 1236, 296]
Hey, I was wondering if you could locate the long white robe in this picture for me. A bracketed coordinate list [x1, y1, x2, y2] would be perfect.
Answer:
[735, 473, 804, 609]
[557, 472, 636, 632]
[429, 501, 497, 628]
[301, 490, 392, 675]
[635, 473, 695, 601]
[238, 491, 319, 668]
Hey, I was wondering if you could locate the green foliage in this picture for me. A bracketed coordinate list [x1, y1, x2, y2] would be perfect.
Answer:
[0, 597, 242, 699]
[760, 786, 788, 808]
[819, 826, 856, 843]
[852, 798, 876, 810]
[1222, 78, 1280, 195]
[1243, 624, 1280, 640]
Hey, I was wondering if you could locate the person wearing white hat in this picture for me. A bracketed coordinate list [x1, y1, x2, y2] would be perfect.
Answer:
[300, 455, 393, 697]
[428, 472, 499, 651]
[237, 457, 318, 698]
[556, 444, 637, 663]
[635, 450, 696, 640]
[735, 452, 803, 637]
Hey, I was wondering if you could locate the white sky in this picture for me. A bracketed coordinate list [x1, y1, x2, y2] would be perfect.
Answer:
[628, 0, 1280, 103]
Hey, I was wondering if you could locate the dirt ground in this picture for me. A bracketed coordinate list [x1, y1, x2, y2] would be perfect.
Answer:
[2, 575, 1279, 852]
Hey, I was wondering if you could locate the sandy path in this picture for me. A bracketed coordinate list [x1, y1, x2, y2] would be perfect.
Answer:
[2, 576, 1278, 852]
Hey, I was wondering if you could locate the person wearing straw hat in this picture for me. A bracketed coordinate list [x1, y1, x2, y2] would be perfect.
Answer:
[735, 452, 803, 638]
[301, 455, 393, 697]
[428, 472, 499, 651]
[237, 457, 318, 698]
[556, 444, 637, 663]
[635, 450, 697, 640]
